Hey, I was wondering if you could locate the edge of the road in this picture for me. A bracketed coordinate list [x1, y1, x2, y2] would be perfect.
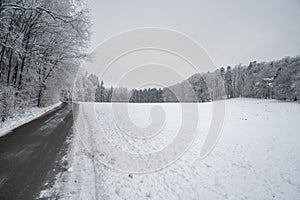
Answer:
[0, 102, 74, 200]
[0, 102, 64, 137]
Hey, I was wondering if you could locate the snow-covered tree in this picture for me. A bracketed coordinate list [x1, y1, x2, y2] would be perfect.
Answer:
[95, 80, 106, 102]
[224, 66, 233, 98]
[0, 0, 90, 120]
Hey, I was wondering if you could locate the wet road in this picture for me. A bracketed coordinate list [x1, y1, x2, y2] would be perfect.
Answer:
[0, 103, 73, 200]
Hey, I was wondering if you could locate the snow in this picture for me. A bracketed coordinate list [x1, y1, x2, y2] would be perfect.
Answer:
[40, 98, 300, 199]
[0, 102, 62, 137]
[67, 168, 73, 172]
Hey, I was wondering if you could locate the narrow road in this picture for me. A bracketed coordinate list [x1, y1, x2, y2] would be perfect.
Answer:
[0, 103, 73, 200]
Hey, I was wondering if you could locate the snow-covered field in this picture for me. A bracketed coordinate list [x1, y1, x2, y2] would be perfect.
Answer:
[41, 98, 300, 200]
[0, 102, 62, 137]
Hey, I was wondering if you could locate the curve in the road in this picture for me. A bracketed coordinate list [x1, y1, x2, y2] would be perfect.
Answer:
[0, 103, 73, 200]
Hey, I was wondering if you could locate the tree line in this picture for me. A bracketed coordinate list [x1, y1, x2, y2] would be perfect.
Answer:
[161, 56, 300, 102]
[73, 55, 300, 103]
[219, 56, 300, 101]
[71, 72, 165, 103]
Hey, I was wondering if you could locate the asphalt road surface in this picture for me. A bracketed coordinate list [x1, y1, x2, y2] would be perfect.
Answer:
[0, 103, 73, 200]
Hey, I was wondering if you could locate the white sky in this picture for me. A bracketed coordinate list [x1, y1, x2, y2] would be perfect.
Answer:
[85, 0, 300, 88]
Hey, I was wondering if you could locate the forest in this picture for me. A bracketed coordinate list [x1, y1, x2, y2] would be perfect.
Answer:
[0, 0, 90, 122]
[73, 55, 300, 103]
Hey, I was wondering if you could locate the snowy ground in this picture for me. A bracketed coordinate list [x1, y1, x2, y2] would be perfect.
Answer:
[0, 102, 62, 137]
[41, 98, 300, 199]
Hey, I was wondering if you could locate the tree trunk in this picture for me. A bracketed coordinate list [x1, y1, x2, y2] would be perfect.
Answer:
[12, 60, 19, 85]
[0, 47, 5, 80]
[37, 84, 46, 107]
[6, 49, 13, 85]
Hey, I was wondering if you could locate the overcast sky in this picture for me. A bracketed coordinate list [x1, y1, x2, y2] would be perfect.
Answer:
[85, 0, 300, 88]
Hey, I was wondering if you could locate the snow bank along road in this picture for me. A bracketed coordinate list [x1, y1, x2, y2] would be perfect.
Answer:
[44, 98, 300, 200]
[0, 103, 73, 200]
